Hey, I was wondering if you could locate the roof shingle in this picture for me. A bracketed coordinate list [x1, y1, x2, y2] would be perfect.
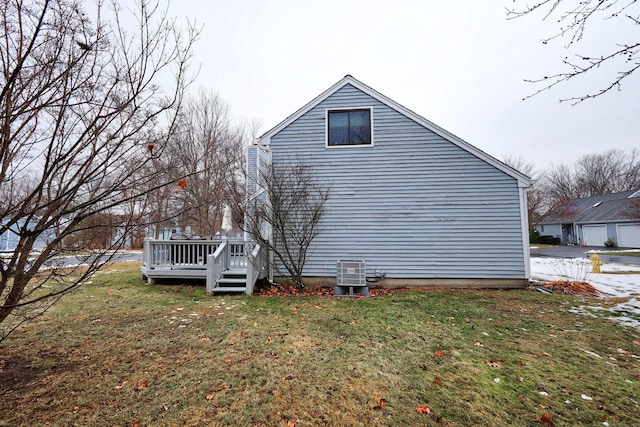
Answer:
[541, 190, 640, 224]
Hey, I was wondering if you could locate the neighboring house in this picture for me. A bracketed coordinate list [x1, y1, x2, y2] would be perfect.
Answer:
[0, 218, 52, 253]
[536, 190, 640, 247]
[249, 75, 532, 288]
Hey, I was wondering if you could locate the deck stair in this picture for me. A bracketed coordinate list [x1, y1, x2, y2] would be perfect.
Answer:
[142, 235, 266, 295]
[210, 268, 248, 293]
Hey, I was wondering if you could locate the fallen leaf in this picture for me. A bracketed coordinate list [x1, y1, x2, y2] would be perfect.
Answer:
[433, 377, 442, 386]
[114, 381, 128, 390]
[474, 342, 484, 347]
[225, 359, 233, 365]
[135, 380, 149, 391]
[517, 376, 524, 382]
[205, 391, 215, 400]
[633, 340, 640, 346]
[373, 396, 387, 410]
[561, 388, 572, 395]
[416, 405, 431, 415]
[287, 421, 296, 427]
[540, 412, 556, 427]
[106, 289, 113, 294]
[486, 361, 502, 368]
[434, 350, 445, 357]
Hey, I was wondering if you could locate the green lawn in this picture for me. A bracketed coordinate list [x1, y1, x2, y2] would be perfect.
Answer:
[1, 262, 639, 426]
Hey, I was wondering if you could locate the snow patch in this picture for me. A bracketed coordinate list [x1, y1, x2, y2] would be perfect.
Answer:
[531, 256, 640, 330]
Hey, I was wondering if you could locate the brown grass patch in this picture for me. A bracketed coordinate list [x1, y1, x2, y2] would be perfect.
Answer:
[1, 262, 639, 426]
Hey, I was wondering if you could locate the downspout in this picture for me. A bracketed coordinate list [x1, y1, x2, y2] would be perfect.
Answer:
[519, 181, 531, 279]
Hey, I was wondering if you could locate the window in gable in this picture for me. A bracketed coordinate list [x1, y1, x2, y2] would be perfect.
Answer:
[327, 108, 372, 147]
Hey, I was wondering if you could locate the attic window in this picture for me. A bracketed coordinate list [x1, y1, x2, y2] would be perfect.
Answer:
[592, 201, 603, 208]
[327, 108, 372, 147]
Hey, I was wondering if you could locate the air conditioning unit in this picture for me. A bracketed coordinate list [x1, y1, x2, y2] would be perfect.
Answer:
[335, 260, 368, 297]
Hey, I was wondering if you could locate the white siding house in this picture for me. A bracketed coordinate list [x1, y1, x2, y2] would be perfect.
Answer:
[253, 75, 531, 288]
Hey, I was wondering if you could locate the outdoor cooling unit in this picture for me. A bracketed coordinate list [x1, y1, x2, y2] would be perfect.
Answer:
[335, 260, 368, 297]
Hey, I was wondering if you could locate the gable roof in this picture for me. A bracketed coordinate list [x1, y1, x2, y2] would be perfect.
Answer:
[541, 190, 640, 224]
[258, 75, 531, 188]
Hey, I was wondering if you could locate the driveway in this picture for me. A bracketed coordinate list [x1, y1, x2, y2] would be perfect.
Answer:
[530, 245, 640, 265]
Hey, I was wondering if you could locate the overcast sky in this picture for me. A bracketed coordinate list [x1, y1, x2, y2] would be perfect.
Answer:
[167, 0, 639, 173]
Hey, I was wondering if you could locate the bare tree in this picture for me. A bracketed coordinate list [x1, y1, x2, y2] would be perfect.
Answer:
[502, 154, 535, 178]
[0, 0, 198, 341]
[544, 162, 577, 199]
[159, 90, 247, 236]
[575, 149, 631, 195]
[502, 155, 546, 231]
[544, 149, 640, 201]
[507, 1, 640, 103]
[246, 160, 330, 289]
[587, 148, 640, 193]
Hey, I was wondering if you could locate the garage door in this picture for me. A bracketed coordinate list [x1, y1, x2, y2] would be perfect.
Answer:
[582, 225, 607, 247]
[617, 224, 640, 248]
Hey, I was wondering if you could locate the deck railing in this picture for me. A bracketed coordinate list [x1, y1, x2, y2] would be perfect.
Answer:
[209, 239, 228, 288]
[143, 234, 264, 295]
[246, 243, 265, 295]
[142, 238, 221, 270]
[228, 240, 247, 269]
[206, 237, 249, 293]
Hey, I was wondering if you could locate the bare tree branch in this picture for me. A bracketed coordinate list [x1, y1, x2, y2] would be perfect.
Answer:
[245, 159, 330, 289]
[507, 0, 640, 103]
[0, 0, 199, 341]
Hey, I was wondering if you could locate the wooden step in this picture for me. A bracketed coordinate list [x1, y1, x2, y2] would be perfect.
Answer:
[217, 277, 246, 285]
[224, 268, 247, 276]
[210, 286, 247, 293]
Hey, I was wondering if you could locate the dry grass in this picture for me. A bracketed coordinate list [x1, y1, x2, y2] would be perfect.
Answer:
[1, 262, 639, 426]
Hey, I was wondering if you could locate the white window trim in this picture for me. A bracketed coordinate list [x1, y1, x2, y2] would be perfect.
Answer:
[325, 106, 374, 148]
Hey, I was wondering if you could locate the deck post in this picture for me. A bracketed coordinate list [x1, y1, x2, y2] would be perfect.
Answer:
[206, 253, 215, 294]
[142, 238, 157, 284]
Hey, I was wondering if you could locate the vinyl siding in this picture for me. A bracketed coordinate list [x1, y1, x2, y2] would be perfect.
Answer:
[269, 84, 527, 279]
[246, 145, 258, 197]
[537, 224, 562, 239]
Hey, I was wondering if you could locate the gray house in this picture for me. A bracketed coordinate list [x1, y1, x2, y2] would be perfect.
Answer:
[536, 190, 640, 247]
[249, 75, 532, 288]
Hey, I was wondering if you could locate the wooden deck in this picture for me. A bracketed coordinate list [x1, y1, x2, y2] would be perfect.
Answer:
[140, 235, 265, 295]
[140, 238, 219, 282]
